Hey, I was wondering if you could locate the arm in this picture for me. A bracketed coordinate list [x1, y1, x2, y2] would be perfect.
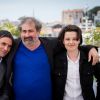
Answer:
[0, 93, 8, 100]
[0, 60, 9, 100]
[93, 63, 100, 100]
[0, 76, 9, 100]
[80, 45, 99, 65]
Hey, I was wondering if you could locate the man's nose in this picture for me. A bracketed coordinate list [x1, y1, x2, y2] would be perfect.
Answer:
[26, 31, 30, 35]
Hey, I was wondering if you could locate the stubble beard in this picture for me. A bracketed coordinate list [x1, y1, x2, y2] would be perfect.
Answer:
[22, 37, 38, 47]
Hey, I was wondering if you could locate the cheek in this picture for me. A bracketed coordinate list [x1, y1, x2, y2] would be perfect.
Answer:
[7, 47, 11, 52]
[63, 41, 68, 45]
[20, 34, 23, 38]
[0, 45, 4, 50]
[0, 48, 2, 52]
[33, 33, 38, 37]
[77, 41, 80, 45]
[63, 40, 66, 45]
[63, 42, 68, 48]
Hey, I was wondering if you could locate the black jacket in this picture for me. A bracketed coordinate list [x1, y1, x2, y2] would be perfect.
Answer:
[53, 50, 100, 100]
[0, 59, 8, 100]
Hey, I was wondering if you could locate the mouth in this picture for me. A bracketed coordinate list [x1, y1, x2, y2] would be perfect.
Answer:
[23, 37, 37, 46]
[69, 45, 74, 46]
[24, 37, 33, 41]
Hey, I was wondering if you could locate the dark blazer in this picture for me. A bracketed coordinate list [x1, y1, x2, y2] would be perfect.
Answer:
[53, 50, 100, 100]
[0, 59, 8, 100]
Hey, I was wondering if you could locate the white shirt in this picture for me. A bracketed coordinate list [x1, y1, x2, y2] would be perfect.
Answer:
[0, 58, 2, 63]
[63, 53, 84, 100]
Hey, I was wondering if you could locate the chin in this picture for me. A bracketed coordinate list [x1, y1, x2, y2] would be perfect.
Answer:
[1, 55, 5, 58]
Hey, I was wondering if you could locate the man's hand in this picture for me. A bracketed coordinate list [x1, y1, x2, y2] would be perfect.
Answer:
[88, 48, 99, 65]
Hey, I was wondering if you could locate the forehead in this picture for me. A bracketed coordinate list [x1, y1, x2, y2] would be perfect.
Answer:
[0, 37, 12, 44]
[64, 31, 77, 37]
[21, 22, 35, 29]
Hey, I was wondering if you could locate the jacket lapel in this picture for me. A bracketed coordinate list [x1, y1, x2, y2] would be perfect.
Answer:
[39, 38, 54, 71]
[7, 38, 21, 81]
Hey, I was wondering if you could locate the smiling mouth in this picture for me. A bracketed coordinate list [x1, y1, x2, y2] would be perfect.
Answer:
[69, 45, 74, 46]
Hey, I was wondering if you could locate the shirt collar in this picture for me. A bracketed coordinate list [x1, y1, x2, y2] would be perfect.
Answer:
[67, 52, 80, 63]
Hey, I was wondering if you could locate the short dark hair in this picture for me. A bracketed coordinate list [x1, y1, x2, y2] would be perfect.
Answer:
[58, 25, 83, 47]
[18, 17, 42, 32]
[0, 30, 14, 43]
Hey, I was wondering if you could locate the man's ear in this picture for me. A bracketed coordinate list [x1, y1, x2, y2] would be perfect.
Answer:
[37, 30, 41, 35]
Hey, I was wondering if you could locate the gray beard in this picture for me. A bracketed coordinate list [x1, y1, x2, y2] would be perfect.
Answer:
[22, 37, 37, 47]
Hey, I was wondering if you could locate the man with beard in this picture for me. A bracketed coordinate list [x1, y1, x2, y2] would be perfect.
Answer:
[6, 17, 99, 100]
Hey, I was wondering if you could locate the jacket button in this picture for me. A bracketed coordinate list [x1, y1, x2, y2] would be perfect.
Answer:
[64, 62, 66, 65]
[58, 73, 61, 76]
[88, 72, 90, 75]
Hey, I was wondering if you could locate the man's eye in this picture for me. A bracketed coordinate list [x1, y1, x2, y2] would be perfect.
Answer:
[22, 30, 34, 33]
[29, 30, 34, 32]
[22, 30, 26, 33]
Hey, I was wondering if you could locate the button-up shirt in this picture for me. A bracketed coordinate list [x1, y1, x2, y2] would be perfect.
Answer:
[63, 52, 84, 100]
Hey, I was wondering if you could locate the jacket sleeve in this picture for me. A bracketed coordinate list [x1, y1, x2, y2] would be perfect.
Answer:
[0, 94, 9, 100]
[0, 61, 9, 100]
[0, 75, 9, 100]
[79, 45, 98, 57]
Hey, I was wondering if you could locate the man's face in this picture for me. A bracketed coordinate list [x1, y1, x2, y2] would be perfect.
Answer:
[20, 22, 39, 47]
[0, 37, 12, 58]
